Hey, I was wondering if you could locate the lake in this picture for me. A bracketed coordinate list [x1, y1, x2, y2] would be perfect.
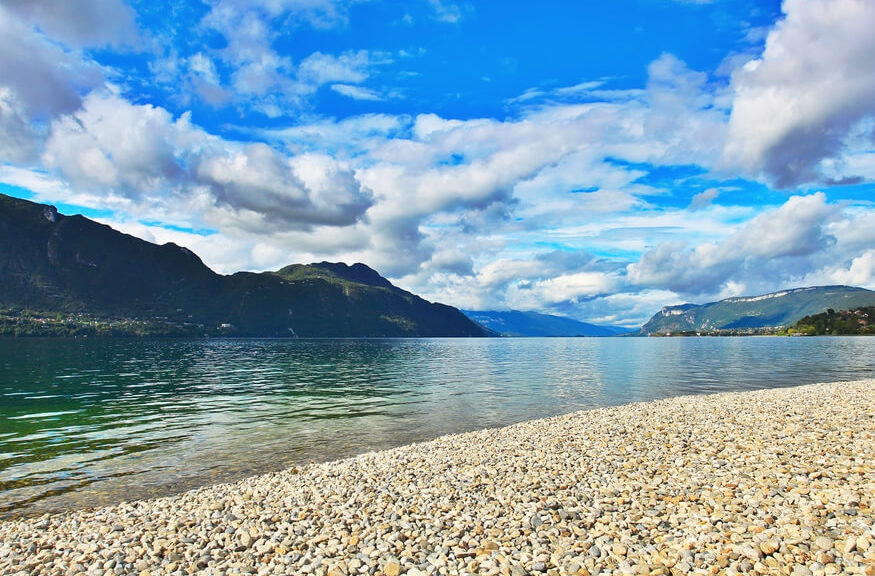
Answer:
[1, 336, 873, 518]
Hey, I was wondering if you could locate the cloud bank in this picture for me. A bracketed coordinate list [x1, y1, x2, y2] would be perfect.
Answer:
[0, 0, 872, 327]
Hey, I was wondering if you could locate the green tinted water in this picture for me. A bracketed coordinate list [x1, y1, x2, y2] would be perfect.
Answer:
[1, 336, 872, 518]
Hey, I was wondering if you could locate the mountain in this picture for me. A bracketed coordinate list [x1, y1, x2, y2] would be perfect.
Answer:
[640, 286, 875, 335]
[463, 310, 632, 337]
[0, 193, 488, 337]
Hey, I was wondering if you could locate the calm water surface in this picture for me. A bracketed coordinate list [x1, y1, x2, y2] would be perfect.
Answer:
[1, 336, 873, 518]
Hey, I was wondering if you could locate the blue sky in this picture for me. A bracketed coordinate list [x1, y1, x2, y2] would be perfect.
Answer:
[0, 0, 873, 326]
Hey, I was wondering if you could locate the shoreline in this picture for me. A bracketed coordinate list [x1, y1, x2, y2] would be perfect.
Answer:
[2, 380, 873, 576]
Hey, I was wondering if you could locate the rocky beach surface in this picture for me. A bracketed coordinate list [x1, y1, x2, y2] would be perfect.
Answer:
[1, 379, 873, 576]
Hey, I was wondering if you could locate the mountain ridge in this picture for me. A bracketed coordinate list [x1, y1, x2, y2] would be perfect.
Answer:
[0, 193, 487, 337]
[640, 285, 875, 334]
[463, 309, 632, 337]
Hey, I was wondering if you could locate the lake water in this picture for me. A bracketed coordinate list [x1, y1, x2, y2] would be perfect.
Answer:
[1, 336, 873, 518]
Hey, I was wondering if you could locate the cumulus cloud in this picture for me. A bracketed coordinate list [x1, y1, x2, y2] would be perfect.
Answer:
[330, 56, 730, 282]
[198, 147, 372, 229]
[182, 55, 725, 296]
[725, 0, 875, 187]
[0, 4, 109, 165]
[42, 93, 373, 232]
[44, 94, 185, 194]
[0, 7, 103, 120]
[627, 193, 844, 296]
[830, 250, 875, 287]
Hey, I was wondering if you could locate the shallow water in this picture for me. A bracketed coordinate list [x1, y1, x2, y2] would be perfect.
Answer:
[1, 336, 872, 518]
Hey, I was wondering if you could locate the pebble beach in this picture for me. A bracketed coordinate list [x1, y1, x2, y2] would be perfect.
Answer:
[1, 379, 873, 576]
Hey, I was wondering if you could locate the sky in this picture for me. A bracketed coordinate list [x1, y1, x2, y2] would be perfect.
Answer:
[0, 0, 874, 327]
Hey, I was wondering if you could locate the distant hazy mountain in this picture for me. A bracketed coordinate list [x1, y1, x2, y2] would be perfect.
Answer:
[640, 286, 875, 334]
[463, 310, 632, 337]
[0, 193, 488, 337]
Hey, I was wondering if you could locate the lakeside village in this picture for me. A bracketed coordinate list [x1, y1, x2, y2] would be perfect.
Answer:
[2, 306, 873, 338]
[0, 309, 237, 338]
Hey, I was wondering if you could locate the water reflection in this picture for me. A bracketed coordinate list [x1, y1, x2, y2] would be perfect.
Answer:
[1, 336, 872, 517]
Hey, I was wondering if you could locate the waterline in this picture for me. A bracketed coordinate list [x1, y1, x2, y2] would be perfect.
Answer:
[1, 336, 873, 517]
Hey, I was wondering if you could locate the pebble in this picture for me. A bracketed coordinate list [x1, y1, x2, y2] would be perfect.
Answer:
[588, 546, 602, 558]
[1, 380, 872, 576]
[612, 543, 627, 556]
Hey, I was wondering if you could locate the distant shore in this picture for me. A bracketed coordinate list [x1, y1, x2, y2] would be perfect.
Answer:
[2, 380, 873, 576]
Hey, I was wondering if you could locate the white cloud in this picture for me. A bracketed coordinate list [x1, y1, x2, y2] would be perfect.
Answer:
[732, 193, 838, 259]
[189, 53, 221, 86]
[265, 113, 406, 155]
[1, 0, 139, 48]
[725, 0, 875, 187]
[410, 192, 872, 325]
[185, 53, 232, 106]
[0, 6, 104, 120]
[793, 249, 875, 291]
[331, 84, 383, 101]
[44, 94, 185, 194]
[506, 271, 619, 310]
[427, 0, 465, 23]
[41, 93, 373, 233]
[298, 51, 371, 87]
[202, 0, 355, 34]
[642, 53, 729, 166]
[160, 8, 391, 114]
[831, 250, 875, 288]
[0, 166, 64, 196]
[0, 87, 38, 162]
[688, 187, 722, 211]
[626, 193, 848, 297]
[190, 2, 390, 114]
[226, 16, 292, 98]
[584, 290, 682, 327]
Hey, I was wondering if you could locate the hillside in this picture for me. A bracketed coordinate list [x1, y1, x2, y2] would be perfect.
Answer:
[463, 310, 631, 337]
[640, 286, 875, 335]
[790, 307, 875, 335]
[0, 194, 487, 337]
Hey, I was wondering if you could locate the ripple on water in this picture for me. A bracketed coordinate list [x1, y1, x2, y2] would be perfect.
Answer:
[0, 336, 873, 518]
